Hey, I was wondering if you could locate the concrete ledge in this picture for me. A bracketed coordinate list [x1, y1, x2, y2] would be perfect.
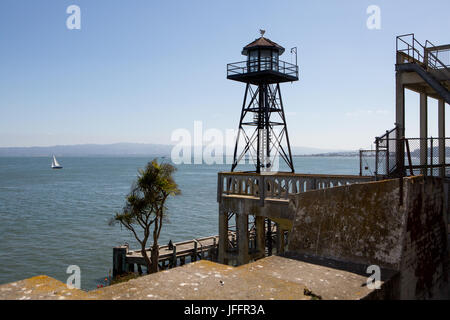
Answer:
[0, 256, 386, 300]
[0, 275, 92, 300]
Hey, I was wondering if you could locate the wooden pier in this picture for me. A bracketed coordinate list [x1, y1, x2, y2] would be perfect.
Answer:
[113, 224, 281, 277]
[114, 234, 226, 276]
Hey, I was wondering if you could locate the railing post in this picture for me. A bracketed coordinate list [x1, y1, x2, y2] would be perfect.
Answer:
[375, 137, 379, 180]
[405, 139, 414, 176]
[386, 131, 390, 176]
[430, 137, 434, 176]
[359, 150, 363, 176]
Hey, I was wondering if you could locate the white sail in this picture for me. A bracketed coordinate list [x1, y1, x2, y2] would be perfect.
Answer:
[52, 155, 62, 168]
[53, 156, 61, 167]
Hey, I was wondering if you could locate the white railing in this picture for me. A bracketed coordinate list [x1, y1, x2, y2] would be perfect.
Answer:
[217, 172, 373, 205]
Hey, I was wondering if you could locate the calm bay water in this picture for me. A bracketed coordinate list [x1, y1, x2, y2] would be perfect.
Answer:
[0, 156, 360, 290]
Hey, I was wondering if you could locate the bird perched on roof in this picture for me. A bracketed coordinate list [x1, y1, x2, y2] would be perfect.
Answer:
[259, 29, 265, 37]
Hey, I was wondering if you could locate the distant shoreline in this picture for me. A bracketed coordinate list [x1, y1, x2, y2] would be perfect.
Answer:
[293, 152, 360, 157]
[0, 143, 354, 157]
[0, 152, 359, 159]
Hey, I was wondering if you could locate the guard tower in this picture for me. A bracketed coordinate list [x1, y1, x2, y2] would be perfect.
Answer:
[227, 31, 298, 173]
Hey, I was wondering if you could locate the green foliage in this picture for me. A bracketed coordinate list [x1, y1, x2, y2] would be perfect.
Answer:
[113, 159, 180, 272]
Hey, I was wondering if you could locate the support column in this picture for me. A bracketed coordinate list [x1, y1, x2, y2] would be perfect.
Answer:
[266, 218, 273, 256]
[438, 99, 445, 178]
[396, 72, 406, 174]
[255, 216, 265, 260]
[276, 225, 285, 254]
[420, 93, 428, 175]
[236, 213, 249, 265]
[218, 205, 228, 264]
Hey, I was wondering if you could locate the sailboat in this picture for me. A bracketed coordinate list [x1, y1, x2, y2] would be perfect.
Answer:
[51, 155, 63, 169]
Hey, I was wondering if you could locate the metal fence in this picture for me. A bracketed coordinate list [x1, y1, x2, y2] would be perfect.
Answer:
[400, 137, 450, 177]
[360, 132, 450, 178]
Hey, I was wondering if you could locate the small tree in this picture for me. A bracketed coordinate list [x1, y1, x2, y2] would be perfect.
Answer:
[113, 159, 180, 274]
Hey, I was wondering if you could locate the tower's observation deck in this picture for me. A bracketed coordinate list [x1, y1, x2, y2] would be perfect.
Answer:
[227, 59, 298, 85]
[227, 36, 299, 85]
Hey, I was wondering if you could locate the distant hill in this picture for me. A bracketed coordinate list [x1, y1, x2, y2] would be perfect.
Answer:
[0, 143, 173, 157]
[291, 146, 353, 156]
[0, 143, 351, 157]
[294, 151, 359, 157]
[409, 146, 450, 158]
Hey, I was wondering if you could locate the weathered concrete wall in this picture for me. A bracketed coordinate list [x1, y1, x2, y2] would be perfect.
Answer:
[288, 175, 448, 299]
[399, 176, 448, 299]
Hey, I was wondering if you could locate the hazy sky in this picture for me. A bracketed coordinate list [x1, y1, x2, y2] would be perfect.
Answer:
[0, 0, 449, 149]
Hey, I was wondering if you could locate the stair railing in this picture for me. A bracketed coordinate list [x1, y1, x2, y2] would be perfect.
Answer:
[424, 39, 450, 72]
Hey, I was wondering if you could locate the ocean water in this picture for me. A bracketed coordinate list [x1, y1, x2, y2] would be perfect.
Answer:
[0, 156, 360, 290]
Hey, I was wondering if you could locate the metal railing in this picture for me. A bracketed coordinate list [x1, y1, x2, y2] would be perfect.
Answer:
[227, 58, 299, 78]
[425, 40, 450, 70]
[374, 127, 399, 176]
[396, 33, 450, 72]
[397, 33, 426, 65]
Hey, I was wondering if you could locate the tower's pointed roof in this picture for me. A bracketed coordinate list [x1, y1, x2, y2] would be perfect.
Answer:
[242, 37, 285, 55]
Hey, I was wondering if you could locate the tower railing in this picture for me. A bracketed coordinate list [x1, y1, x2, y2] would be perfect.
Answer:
[227, 59, 299, 78]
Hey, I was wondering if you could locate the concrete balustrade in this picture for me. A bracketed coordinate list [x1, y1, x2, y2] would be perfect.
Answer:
[218, 172, 373, 203]
[217, 172, 374, 266]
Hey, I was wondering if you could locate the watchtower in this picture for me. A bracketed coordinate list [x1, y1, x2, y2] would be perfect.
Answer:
[227, 31, 298, 173]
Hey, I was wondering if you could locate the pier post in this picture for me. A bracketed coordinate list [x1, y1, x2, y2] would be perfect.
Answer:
[171, 245, 177, 268]
[112, 246, 127, 277]
[193, 241, 198, 262]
